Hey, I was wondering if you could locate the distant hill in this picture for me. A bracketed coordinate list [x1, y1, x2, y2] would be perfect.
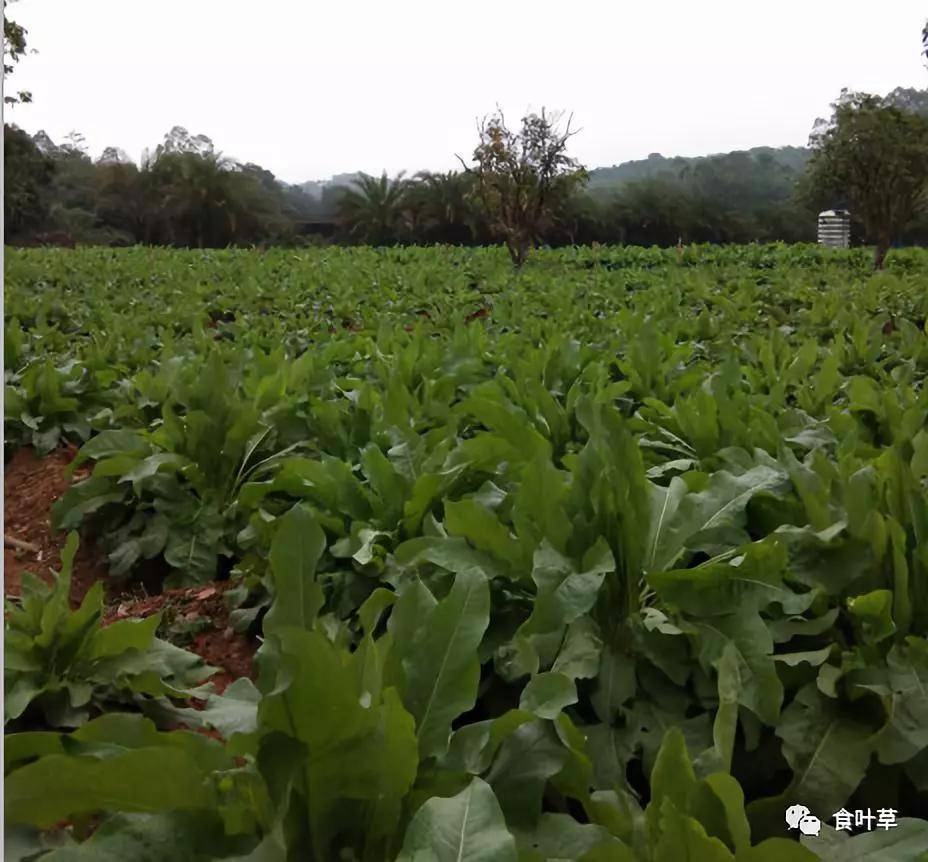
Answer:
[585, 146, 812, 194]
[289, 146, 814, 199]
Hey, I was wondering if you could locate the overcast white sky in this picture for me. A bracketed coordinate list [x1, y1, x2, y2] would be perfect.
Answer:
[4, 0, 927, 183]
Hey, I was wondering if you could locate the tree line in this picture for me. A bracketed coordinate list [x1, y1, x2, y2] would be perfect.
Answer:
[4, 1, 928, 264]
[1, 121, 818, 250]
[4, 125, 323, 248]
[6, 93, 928, 264]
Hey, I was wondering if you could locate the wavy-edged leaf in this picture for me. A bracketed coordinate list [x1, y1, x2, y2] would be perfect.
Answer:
[391, 568, 490, 759]
[263, 503, 326, 634]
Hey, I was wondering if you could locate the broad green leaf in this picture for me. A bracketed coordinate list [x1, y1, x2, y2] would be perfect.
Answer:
[811, 818, 928, 861]
[773, 647, 833, 668]
[87, 614, 161, 660]
[331, 521, 390, 566]
[872, 637, 928, 765]
[688, 773, 751, 854]
[780, 445, 833, 532]
[397, 777, 517, 862]
[485, 718, 568, 826]
[263, 503, 326, 634]
[394, 535, 510, 581]
[584, 787, 645, 851]
[504, 539, 613, 681]
[361, 442, 408, 525]
[4, 679, 44, 723]
[120, 452, 185, 487]
[392, 568, 490, 759]
[615, 700, 713, 785]
[459, 390, 551, 463]
[258, 627, 418, 859]
[653, 804, 735, 862]
[646, 727, 697, 844]
[151, 678, 261, 738]
[526, 539, 614, 634]
[769, 609, 839, 644]
[358, 587, 397, 636]
[551, 616, 603, 681]
[519, 672, 578, 720]
[694, 611, 783, 725]
[775, 522, 873, 596]
[649, 537, 810, 617]
[71, 430, 152, 469]
[695, 641, 739, 775]
[912, 430, 928, 480]
[51, 477, 128, 532]
[442, 709, 535, 777]
[5, 747, 215, 827]
[387, 579, 438, 650]
[513, 812, 622, 861]
[38, 811, 245, 861]
[736, 838, 819, 861]
[511, 456, 571, 555]
[776, 684, 872, 815]
[646, 464, 787, 573]
[591, 644, 636, 725]
[847, 376, 882, 416]
[444, 498, 527, 571]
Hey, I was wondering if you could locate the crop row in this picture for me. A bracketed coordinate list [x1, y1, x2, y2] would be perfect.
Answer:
[4, 244, 928, 859]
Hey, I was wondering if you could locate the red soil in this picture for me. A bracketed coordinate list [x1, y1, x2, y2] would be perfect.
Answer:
[106, 582, 255, 693]
[4, 445, 108, 605]
[4, 446, 256, 694]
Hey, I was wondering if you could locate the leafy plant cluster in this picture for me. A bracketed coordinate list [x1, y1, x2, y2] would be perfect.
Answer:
[4, 244, 928, 859]
[5, 534, 213, 731]
[7, 506, 928, 859]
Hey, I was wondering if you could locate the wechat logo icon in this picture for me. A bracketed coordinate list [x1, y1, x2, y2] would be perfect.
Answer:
[785, 804, 821, 837]
[798, 815, 822, 837]
[785, 804, 810, 830]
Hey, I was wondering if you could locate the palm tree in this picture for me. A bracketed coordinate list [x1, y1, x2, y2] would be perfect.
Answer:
[94, 162, 154, 243]
[408, 171, 479, 244]
[336, 172, 409, 245]
[144, 150, 277, 248]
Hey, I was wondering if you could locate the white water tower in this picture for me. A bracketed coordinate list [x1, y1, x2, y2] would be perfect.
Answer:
[817, 210, 851, 248]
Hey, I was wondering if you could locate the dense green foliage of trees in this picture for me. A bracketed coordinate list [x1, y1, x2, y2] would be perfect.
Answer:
[4, 124, 824, 249]
[3, 126, 321, 247]
[802, 90, 928, 268]
[4, 90, 927, 252]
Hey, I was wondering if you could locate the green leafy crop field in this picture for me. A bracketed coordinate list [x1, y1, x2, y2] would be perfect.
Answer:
[4, 244, 928, 860]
